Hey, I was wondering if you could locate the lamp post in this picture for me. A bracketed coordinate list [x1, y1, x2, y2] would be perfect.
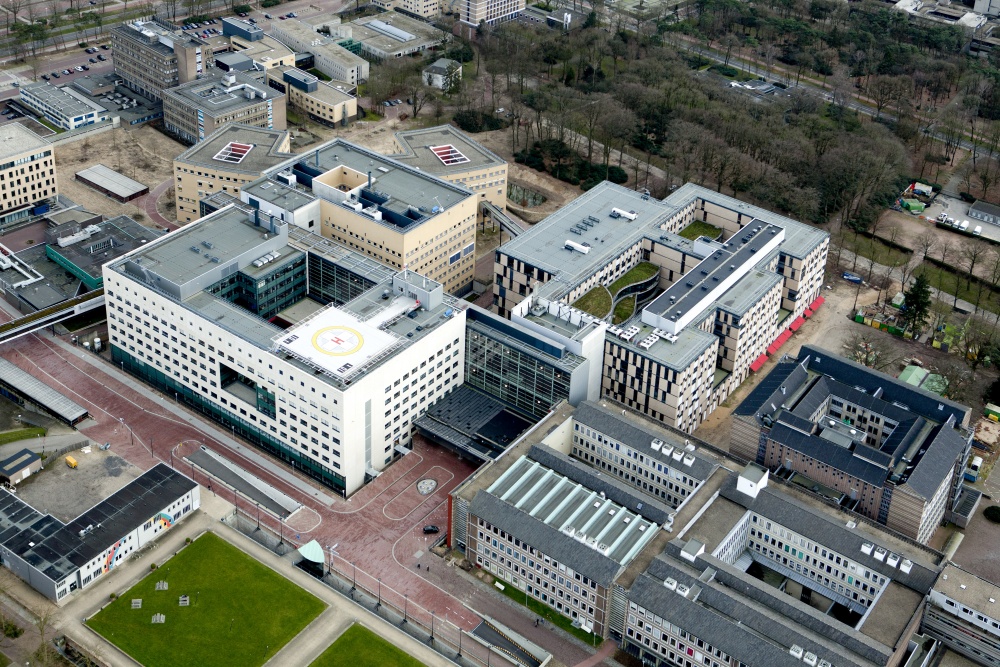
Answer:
[402, 595, 408, 624]
[278, 516, 283, 545]
[430, 611, 435, 643]
[376, 577, 381, 610]
[255, 502, 260, 530]
[457, 628, 462, 657]
[327, 543, 339, 576]
[350, 561, 356, 592]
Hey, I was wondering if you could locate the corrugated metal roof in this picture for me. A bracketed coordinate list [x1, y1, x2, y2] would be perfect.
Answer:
[0, 357, 87, 423]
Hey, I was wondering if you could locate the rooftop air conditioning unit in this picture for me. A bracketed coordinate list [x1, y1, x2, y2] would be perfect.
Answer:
[676, 584, 690, 598]
[861, 543, 873, 555]
[663, 577, 677, 591]
[789, 645, 804, 660]
[803, 653, 818, 667]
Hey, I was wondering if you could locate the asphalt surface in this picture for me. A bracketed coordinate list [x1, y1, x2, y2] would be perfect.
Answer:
[187, 445, 296, 518]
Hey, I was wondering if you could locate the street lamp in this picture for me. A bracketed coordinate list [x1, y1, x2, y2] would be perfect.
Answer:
[255, 502, 260, 530]
[430, 611, 435, 643]
[327, 543, 339, 576]
[350, 561, 356, 592]
[376, 578, 381, 610]
[278, 517, 283, 545]
[402, 595, 408, 624]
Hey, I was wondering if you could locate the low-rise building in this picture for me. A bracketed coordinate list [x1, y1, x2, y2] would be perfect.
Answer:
[222, 18, 297, 70]
[111, 18, 214, 101]
[0, 463, 198, 601]
[969, 200, 1000, 227]
[330, 14, 446, 60]
[422, 58, 462, 90]
[172, 123, 294, 223]
[19, 82, 110, 131]
[162, 69, 286, 145]
[731, 345, 977, 544]
[0, 125, 57, 228]
[242, 136, 478, 295]
[391, 125, 506, 214]
[104, 203, 466, 496]
[265, 66, 356, 129]
[269, 19, 369, 85]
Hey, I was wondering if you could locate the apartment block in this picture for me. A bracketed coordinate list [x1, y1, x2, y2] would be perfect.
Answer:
[240, 136, 478, 295]
[269, 19, 369, 85]
[459, 0, 524, 27]
[172, 123, 294, 223]
[162, 69, 286, 145]
[104, 204, 466, 496]
[391, 125, 507, 216]
[111, 19, 214, 101]
[623, 463, 942, 667]
[731, 345, 977, 544]
[0, 125, 57, 228]
[493, 182, 828, 434]
[265, 66, 357, 129]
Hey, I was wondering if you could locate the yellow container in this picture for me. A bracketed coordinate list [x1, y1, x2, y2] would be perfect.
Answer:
[65, 456, 78, 469]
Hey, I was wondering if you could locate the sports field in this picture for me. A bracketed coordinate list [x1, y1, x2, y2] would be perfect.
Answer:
[309, 624, 427, 667]
[88, 532, 325, 667]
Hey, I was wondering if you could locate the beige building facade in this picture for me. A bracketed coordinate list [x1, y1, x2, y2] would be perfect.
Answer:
[172, 123, 294, 224]
[265, 66, 357, 128]
[111, 19, 214, 101]
[0, 125, 57, 228]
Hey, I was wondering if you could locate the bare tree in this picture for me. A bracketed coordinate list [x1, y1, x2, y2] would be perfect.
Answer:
[845, 330, 904, 371]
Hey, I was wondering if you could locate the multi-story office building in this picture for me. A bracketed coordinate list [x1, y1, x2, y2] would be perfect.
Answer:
[450, 400, 718, 636]
[104, 204, 466, 496]
[162, 69, 286, 145]
[391, 125, 507, 216]
[328, 14, 446, 60]
[0, 125, 57, 228]
[241, 136, 478, 295]
[222, 18, 296, 70]
[371, 0, 442, 18]
[623, 463, 943, 667]
[269, 19, 369, 85]
[265, 66, 356, 129]
[924, 564, 1000, 666]
[459, 0, 524, 28]
[172, 123, 294, 223]
[732, 345, 978, 544]
[19, 82, 110, 131]
[493, 182, 828, 433]
[111, 19, 214, 101]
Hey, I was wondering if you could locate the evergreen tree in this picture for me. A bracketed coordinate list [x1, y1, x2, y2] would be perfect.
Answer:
[902, 274, 932, 332]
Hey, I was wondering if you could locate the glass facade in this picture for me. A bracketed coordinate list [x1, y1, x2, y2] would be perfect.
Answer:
[307, 252, 376, 306]
[464, 328, 572, 419]
[208, 254, 307, 319]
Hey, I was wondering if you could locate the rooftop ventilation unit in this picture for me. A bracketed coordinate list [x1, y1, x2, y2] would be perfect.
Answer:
[565, 240, 590, 254]
[190, 246, 200, 253]
[887, 553, 900, 568]
[874, 547, 887, 561]
[803, 653, 818, 667]
[610, 208, 637, 220]
[663, 577, 677, 591]
[676, 584, 690, 598]
[861, 543, 873, 555]
[789, 646, 804, 660]
[900, 559, 913, 574]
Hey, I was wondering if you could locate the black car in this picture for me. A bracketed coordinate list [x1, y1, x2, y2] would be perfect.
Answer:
[89, 58, 97, 63]
[41, 74, 49, 80]
[97, 54, 106, 61]
[51, 72, 60, 78]
[422, 525, 440, 534]
[101, 44, 110, 50]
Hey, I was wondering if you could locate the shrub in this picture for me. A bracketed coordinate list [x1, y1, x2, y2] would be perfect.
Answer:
[960, 192, 976, 203]
[985, 506, 1000, 523]
[710, 64, 740, 78]
[234, 4, 252, 12]
[2, 620, 22, 639]
[453, 110, 506, 133]
[261, 0, 281, 7]
[607, 165, 628, 184]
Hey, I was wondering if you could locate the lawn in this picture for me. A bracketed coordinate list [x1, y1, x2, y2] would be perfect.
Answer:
[918, 263, 1000, 315]
[88, 532, 325, 667]
[309, 624, 426, 667]
[678, 220, 722, 241]
[613, 296, 636, 325]
[0, 427, 45, 446]
[496, 581, 602, 647]
[608, 262, 659, 295]
[572, 286, 612, 318]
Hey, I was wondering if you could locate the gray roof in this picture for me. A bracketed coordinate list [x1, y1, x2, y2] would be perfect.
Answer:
[734, 359, 807, 418]
[75, 164, 148, 199]
[391, 125, 505, 175]
[0, 357, 87, 423]
[971, 200, 1000, 219]
[767, 421, 888, 487]
[472, 453, 661, 586]
[717, 268, 782, 316]
[20, 82, 106, 120]
[905, 424, 967, 500]
[572, 401, 716, 481]
[344, 14, 445, 55]
[174, 123, 292, 175]
[608, 316, 718, 372]
[163, 68, 282, 119]
[423, 58, 460, 75]
[719, 475, 940, 593]
[46, 214, 164, 281]
[243, 178, 317, 212]
[0, 124, 48, 161]
[526, 444, 675, 524]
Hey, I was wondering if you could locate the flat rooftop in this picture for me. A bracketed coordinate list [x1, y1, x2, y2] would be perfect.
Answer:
[116, 19, 208, 53]
[0, 464, 194, 585]
[47, 214, 164, 281]
[163, 69, 281, 116]
[392, 125, 506, 175]
[269, 66, 355, 106]
[859, 582, 923, 647]
[500, 182, 674, 280]
[271, 20, 367, 67]
[934, 563, 1000, 609]
[21, 82, 106, 119]
[0, 123, 48, 161]
[609, 317, 718, 371]
[230, 34, 294, 65]
[346, 14, 445, 53]
[256, 137, 473, 228]
[174, 123, 293, 174]
[75, 165, 148, 200]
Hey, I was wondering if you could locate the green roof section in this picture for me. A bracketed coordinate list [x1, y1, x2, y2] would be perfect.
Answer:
[898, 365, 928, 387]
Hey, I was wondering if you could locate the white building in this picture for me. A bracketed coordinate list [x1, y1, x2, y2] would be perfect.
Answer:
[103, 204, 466, 497]
[269, 19, 369, 84]
[19, 82, 110, 131]
[0, 464, 198, 602]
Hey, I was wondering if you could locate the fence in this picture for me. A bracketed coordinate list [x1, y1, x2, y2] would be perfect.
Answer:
[223, 507, 522, 667]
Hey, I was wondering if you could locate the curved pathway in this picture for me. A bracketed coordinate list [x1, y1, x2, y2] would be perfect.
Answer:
[142, 178, 176, 231]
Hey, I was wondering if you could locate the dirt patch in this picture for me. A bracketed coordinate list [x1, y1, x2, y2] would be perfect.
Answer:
[54, 126, 181, 227]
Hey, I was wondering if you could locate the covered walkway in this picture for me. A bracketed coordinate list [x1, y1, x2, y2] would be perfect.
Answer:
[0, 357, 88, 424]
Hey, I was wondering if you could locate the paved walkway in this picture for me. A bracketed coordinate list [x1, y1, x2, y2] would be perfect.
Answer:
[141, 178, 176, 231]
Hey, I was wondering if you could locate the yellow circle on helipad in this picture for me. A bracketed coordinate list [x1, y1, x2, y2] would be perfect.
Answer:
[311, 326, 363, 356]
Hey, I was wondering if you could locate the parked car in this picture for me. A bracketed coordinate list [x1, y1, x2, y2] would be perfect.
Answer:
[843, 272, 863, 284]
[41, 74, 49, 81]
[81, 65, 89, 70]
[248, 17, 257, 23]
[974, 225, 983, 236]
[89, 58, 97, 63]
[961, 220, 970, 231]
[97, 54, 106, 61]
[423, 525, 440, 534]
[287, 11, 297, 17]
[264, 13, 272, 18]
[101, 44, 110, 49]
[74, 65, 83, 72]
[51, 72, 60, 78]
[238, 11, 248, 16]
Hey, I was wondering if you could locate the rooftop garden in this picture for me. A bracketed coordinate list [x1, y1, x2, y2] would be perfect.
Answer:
[608, 262, 659, 295]
[678, 221, 723, 241]
[572, 286, 612, 318]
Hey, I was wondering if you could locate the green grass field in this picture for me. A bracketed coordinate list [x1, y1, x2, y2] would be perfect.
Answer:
[608, 262, 659, 295]
[88, 532, 325, 667]
[309, 624, 427, 667]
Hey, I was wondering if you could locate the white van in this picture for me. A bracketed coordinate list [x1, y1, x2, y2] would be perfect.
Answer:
[961, 220, 970, 231]
[974, 225, 983, 236]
